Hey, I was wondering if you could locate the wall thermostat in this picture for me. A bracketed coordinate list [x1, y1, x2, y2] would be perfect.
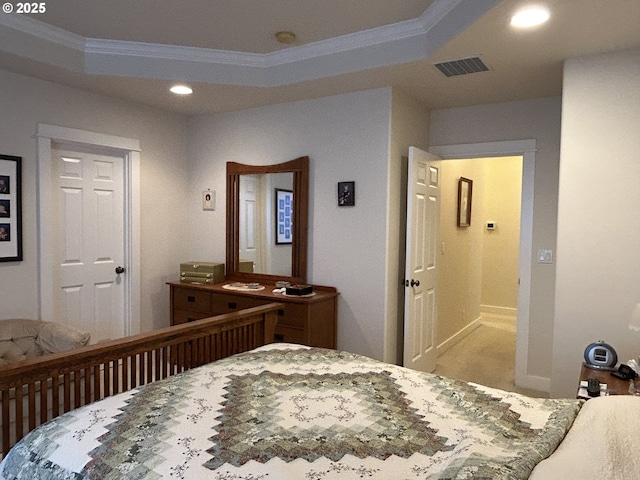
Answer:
[486, 222, 496, 230]
[583, 341, 617, 370]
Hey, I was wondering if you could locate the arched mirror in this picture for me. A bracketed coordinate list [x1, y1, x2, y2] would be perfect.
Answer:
[226, 156, 308, 285]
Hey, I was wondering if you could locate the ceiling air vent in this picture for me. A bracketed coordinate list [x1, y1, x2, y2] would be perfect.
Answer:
[434, 56, 489, 77]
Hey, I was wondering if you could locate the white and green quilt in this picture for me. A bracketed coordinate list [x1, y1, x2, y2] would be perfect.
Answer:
[0, 344, 582, 479]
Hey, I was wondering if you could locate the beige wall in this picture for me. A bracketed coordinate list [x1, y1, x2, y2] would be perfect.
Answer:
[0, 68, 190, 333]
[437, 157, 522, 345]
[481, 157, 522, 313]
[552, 49, 640, 397]
[437, 159, 485, 343]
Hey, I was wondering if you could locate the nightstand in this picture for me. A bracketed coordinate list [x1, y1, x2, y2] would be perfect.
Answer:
[578, 364, 631, 398]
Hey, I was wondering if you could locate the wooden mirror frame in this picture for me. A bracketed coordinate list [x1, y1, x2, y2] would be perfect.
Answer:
[226, 156, 309, 285]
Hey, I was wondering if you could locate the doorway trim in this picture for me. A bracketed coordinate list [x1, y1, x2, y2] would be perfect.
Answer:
[429, 139, 543, 392]
[35, 123, 141, 336]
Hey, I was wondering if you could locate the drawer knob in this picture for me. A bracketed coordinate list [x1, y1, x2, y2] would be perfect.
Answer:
[277, 309, 285, 316]
[274, 333, 284, 341]
[228, 302, 237, 309]
[187, 296, 196, 302]
[187, 317, 196, 323]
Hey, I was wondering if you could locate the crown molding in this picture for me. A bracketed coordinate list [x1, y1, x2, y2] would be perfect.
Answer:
[0, 11, 84, 51]
[0, 0, 499, 86]
[85, 39, 266, 67]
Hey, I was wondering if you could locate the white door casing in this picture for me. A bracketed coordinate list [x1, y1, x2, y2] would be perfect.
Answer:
[403, 147, 441, 372]
[429, 139, 540, 392]
[36, 124, 141, 339]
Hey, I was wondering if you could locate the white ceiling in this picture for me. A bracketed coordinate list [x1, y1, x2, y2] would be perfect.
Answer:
[1, 0, 639, 115]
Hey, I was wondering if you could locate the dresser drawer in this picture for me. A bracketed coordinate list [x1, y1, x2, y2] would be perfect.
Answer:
[274, 325, 306, 345]
[173, 287, 212, 313]
[275, 303, 307, 328]
[212, 293, 255, 314]
[173, 308, 212, 325]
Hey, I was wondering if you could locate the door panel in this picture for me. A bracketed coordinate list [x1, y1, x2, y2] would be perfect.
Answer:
[404, 147, 441, 372]
[52, 146, 126, 342]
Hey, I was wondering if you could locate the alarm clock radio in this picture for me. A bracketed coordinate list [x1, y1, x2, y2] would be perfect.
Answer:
[583, 341, 617, 370]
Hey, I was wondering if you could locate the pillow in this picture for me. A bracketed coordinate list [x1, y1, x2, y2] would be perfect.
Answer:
[0, 319, 44, 342]
[36, 322, 91, 353]
[0, 340, 29, 364]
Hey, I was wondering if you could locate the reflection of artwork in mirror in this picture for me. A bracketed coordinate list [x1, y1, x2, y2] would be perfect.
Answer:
[0, 154, 22, 261]
[338, 181, 355, 207]
[276, 189, 293, 245]
[457, 177, 473, 227]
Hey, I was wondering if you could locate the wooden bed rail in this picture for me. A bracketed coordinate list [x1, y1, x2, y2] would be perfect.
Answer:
[0, 303, 280, 457]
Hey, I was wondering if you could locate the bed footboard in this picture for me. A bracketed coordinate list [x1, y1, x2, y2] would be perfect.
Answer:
[0, 303, 280, 457]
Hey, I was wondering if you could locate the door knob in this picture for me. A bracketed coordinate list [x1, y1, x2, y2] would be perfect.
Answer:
[410, 279, 420, 287]
[115, 266, 125, 274]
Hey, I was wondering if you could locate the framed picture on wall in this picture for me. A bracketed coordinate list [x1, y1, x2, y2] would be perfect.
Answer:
[275, 188, 293, 244]
[0, 154, 22, 261]
[457, 177, 473, 227]
[202, 190, 215, 211]
[338, 181, 355, 207]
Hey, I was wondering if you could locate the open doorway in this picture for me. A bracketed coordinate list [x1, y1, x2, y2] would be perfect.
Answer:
[432, 155, 528, 394]
[426, 139, 540, 393]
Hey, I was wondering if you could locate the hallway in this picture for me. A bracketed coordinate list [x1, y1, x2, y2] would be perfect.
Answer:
[434, 316, 546, 398]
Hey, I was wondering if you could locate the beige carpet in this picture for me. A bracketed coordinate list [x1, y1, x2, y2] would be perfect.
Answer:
[434, 317, 547, 398]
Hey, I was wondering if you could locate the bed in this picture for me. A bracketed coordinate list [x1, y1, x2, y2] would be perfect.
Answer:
[0, 304, 280, 460]
[2, 335, 638, 480]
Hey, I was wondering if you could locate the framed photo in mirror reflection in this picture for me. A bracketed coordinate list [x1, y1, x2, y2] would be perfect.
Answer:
[276, 188, 293, 245]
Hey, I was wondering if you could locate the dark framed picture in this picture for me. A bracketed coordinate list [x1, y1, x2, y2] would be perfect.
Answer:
[275, 188, 293, 244]
[457, 177, 473, 227]
[0, 175, 9, 194]
[0, 200, 9, 217]
[0, 154, 22, 261]
[338, 181, 355, 207]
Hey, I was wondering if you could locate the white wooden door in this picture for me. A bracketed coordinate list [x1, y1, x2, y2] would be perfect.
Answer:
[403, 147, 441, 372]
[51, 144, 126, 342]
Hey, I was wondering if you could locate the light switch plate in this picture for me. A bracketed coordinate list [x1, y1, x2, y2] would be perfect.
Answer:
[537, 248, 553, 264]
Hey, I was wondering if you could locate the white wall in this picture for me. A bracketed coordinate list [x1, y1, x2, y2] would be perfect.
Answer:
[430, 97, 562, 381]
[0, 69, 189, 333]
[552, 49, 640, 397]
[388, 90, 430, 363]
[187, 88, 393, 360]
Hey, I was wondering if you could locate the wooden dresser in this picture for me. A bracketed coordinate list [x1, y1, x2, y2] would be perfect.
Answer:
[167, 281, 338, 349]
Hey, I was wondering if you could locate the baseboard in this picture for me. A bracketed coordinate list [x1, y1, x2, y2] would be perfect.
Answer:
[480, 304, 517, 317]
[437, 316, 483, 356]
[516, 374, 551, 393]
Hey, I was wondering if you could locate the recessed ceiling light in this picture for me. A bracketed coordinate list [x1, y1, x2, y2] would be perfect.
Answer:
[510, 6, 550, 28]
[170, 85, 193, 95]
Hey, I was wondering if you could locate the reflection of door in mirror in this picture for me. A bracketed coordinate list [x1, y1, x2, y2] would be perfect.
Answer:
[239, 172, 293, 277]
[239, 174, 263, 274]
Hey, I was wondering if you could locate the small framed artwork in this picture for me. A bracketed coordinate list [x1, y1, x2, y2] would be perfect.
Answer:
[203, 190, 215, 211]
[338, 181, 355, 207]
[457, 177, 473, 227]
[275, 188, 293, 244]
[0, 154, 22, 262]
